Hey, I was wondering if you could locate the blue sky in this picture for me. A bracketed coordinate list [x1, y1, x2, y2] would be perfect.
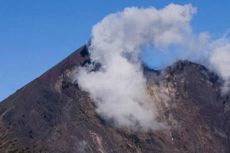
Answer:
[1, 0, 230, 101]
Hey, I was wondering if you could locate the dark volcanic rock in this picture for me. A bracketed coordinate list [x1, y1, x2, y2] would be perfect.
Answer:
[0, 46, 230, 153]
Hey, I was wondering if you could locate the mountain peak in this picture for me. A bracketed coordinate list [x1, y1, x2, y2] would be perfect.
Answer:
[0, 46, 230, 153]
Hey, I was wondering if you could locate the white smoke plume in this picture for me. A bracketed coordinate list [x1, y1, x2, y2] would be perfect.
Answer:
[75, 3, 230, 130]
[209, 38, 230, 94]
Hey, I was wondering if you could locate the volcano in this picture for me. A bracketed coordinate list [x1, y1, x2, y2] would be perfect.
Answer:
[0, 45, 230, 153]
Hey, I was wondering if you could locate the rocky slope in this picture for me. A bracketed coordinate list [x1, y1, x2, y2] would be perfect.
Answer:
[0, 46, 230, 153]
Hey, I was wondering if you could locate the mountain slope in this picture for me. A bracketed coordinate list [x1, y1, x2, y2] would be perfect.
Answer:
[0, 46, 230, 153]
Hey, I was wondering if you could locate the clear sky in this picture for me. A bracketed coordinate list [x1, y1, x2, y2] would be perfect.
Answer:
[1, 0, 230, 101]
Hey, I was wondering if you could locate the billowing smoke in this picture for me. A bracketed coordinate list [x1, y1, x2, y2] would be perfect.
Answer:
[209, 38, 230, 94]
[75, 3, 230, 130]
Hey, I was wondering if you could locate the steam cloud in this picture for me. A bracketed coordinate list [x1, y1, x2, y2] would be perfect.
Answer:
[209, 38, 230, 94]
[75, 3, 230, 130]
